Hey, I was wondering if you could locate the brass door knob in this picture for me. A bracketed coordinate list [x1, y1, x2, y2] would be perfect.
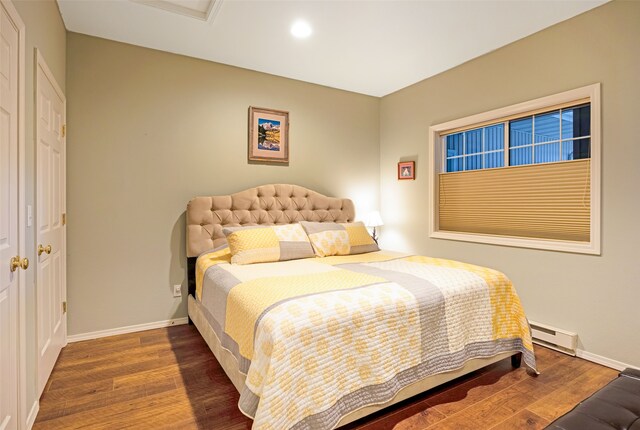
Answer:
[10, 256, 29, 272]
[38, 244, 52, 256]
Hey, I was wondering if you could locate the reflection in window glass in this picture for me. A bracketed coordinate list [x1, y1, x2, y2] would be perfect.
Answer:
[534, 142, 561, 164]
[466, 155, 482, 170]
[534, 111, 560, 143]
[446, 133, 463, 157]
[561, 140, 573, 161]
[562, 138, 590, 160]
[561, 105, 590, 140]
[510, 147, 532, 166]
[510, 117, 532, 147]
[485, 124, 504, 151]
[484, 151, 504, 168]
[447, 157, 463, 172]
[466, 129, 482, 154]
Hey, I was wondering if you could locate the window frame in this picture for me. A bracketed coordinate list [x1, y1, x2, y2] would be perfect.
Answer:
[428, 83, 601, 255]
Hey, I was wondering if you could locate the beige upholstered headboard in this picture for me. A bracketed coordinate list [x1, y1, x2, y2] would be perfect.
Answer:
[186, 184, 355, 257]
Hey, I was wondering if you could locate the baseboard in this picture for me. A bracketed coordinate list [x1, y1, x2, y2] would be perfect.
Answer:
[576, 349, 639, 371]
[26, 399, 39, 429]
[67, 317, 189, 343]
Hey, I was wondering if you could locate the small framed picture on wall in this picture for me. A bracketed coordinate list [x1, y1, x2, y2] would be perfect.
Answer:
[248, 106, 289, 164]
[398, 161, 415, 180]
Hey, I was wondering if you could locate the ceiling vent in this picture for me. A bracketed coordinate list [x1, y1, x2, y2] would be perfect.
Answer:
[131, 0, 222, 22]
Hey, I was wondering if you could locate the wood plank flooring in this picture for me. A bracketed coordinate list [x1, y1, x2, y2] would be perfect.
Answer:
[34, 325, 617, 430]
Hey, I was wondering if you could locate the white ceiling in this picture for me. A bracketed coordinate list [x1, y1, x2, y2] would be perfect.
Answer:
[57, 0, 607, 97]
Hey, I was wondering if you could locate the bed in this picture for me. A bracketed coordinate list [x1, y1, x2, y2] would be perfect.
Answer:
[186, 184, 536, 430]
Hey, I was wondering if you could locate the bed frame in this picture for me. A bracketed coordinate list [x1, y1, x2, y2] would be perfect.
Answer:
[185, 183, 522, 427]
[186, 183, 356, 299]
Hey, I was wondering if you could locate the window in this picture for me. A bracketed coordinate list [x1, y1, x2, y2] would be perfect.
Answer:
[444, 104, 590, 172]
[428, 84, 600, 255]
[445, 124, 505, 172]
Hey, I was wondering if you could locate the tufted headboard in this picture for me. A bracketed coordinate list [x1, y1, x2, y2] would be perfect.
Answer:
[186, 184, 355, 258]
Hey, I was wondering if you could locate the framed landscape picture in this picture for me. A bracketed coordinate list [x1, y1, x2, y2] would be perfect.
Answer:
[398, 161, 415, 180]
[248, 106, 289, 164]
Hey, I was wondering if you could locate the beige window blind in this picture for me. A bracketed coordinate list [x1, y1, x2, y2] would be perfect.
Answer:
[438, 159, 590, 242]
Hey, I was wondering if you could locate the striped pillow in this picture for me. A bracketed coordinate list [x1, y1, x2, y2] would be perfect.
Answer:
[299, 221, 379, 257]
[222, 224, 315, 265]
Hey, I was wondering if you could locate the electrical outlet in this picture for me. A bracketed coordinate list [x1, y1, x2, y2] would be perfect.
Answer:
[173, 285, 182, 297]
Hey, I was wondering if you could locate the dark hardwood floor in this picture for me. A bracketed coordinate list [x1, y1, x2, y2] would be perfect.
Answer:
[34, 325, 617, 429]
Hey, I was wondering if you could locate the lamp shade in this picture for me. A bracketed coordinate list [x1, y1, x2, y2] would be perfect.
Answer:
[364, 211, 384, 228]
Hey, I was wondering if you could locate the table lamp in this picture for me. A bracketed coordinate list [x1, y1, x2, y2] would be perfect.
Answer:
[364, 211, 384, 243]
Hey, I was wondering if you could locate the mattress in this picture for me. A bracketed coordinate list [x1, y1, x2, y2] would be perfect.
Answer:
[194, 246, 536, 430]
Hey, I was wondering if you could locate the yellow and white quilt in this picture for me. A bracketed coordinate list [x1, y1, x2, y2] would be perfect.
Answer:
[196, 248, 536, 430]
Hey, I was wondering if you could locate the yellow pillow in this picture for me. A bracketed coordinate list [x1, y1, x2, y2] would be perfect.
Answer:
[299, 221, 379, 257]
[222, 224, 314, 265]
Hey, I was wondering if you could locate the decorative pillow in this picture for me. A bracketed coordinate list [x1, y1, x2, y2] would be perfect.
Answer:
[222, 224, 315, 265]
[299, 221, 379, 257]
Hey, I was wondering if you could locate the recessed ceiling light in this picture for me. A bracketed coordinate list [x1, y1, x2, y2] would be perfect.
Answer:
[291, 20, 312, 39]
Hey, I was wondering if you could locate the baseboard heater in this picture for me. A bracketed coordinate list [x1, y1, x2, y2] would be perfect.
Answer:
[529, 320, 578, 356]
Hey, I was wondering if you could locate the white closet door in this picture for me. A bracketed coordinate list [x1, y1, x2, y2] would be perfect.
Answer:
[0, 2, 21, 429]
[36, 51, 66, 397]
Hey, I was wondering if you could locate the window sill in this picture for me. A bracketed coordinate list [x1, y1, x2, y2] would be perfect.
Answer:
[430, 230, 600, 255]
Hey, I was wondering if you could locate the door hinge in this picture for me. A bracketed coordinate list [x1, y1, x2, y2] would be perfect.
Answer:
[62, 213, 66, 225]
[62, 301, 67, 314]
[61, 124, 66, 138]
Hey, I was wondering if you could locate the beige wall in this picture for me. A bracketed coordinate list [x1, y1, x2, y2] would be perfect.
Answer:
[379, 0, 640, 367]
[12, 0, 66, 414]
[65, 33, 380, 336]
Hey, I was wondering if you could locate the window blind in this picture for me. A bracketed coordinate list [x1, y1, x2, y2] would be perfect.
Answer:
[438, 159, 590, 242]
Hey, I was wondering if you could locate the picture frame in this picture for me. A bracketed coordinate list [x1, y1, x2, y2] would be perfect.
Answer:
[248, 106, 289, 164]
[398, 161, 415, 180]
